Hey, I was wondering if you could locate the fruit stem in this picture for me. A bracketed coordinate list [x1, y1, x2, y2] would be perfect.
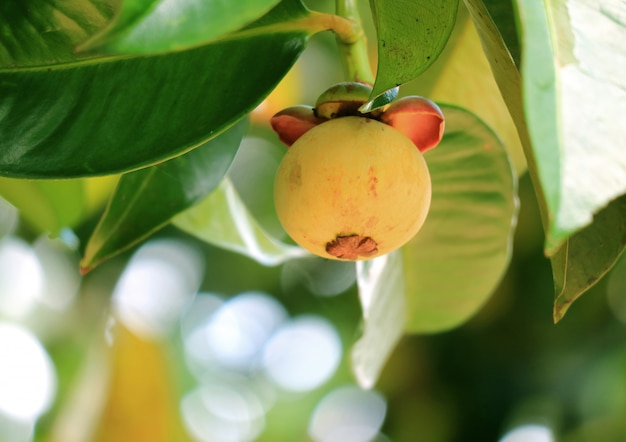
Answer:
[334, 0, 375, 85]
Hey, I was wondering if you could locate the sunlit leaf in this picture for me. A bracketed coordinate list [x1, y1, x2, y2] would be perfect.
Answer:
[430, 9, 526, 174]
[0, 176, 116, 235]
[174, 178, 309, 266]
[404, 105, 517, 332]
[80, 0, 280, 54]
[552, 194, 626, 322]
[514, 0, 626, 252]
[81, 119, 247, 273]
[462, 0, 533, 174]
[369, 0, 458, 97]
[352, 251, 405, 389]
[0, 0, 311, 178]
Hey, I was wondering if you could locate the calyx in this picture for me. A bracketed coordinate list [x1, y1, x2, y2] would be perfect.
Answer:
[270, 82, 445, 152]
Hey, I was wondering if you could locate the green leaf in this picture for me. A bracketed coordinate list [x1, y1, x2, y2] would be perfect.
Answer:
[80, 0, 281, 54]
[468, 0, 626, 320]
[0, 0, 311, 178]
[352, 251, 405, 389]
[607, 252, 626, 324]
[552, 194, 626, 322]
[80, 119, 247, 272]
[404, 105, 518, 333]
[429, 8, 526, 174]
[460, 0, 532, 200]
[515, 0, 626, 252]
[0, 0, 114, 67]
[0, 176, 116, 235]
[481, 0, 520, 67]
[174, 178, 309, 266]
[369, 0, 458, 97]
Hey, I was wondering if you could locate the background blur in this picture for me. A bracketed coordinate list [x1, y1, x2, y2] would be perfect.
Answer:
[1, 3, 625, 441]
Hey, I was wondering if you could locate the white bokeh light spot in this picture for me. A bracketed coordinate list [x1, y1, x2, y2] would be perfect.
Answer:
[0, 237, 44, 319]
[181, 383, 265, 442]
[309, 386, 387, 442]
[113, 238, 204, 339]
[206, 292, 288, 372]
[499, 424, 554, 442]
[0, 323, 56, 421]
[262, 315, 341, 392]
[33, 235, 81, 311]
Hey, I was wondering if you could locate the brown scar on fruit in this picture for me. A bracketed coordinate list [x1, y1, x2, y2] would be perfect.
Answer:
[325, 234, 379, 260]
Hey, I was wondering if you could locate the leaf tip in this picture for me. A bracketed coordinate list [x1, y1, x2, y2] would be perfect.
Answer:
[79, 262, 94, 275]
[553, 299, 571, 324]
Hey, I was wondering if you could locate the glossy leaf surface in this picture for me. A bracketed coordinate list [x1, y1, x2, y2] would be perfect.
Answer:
[174, 178, 309, 266]
[0, 0, 310, 178]
[81, 119, 247, 272]
[369, 0, 458, 97]
[0, 0, 113, 67]
[403, 105, 517, 332]
[81, 0, 280, 54]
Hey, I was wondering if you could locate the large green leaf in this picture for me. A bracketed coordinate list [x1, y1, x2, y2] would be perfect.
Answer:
[0, 0, 311, 178]
[552, 194, 626, 322]
[515, 0, 626, 252]
[174, 178, 309, 266]
[80, 0, 281, 54]
[462, 0, 533, 177]
[0, 176, 116, 235]
[369, 0, 458, 97]
[404, 105, 517, 332]
[80, 119, 247, 272]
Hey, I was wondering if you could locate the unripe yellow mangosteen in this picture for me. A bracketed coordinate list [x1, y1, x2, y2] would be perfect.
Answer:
[274, 116, 432, 261]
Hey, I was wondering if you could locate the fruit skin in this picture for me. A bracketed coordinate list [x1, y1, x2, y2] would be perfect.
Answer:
[274, 116, 431, 261]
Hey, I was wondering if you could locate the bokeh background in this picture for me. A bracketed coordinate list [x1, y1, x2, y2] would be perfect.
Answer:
[1, 2, 625, 441]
